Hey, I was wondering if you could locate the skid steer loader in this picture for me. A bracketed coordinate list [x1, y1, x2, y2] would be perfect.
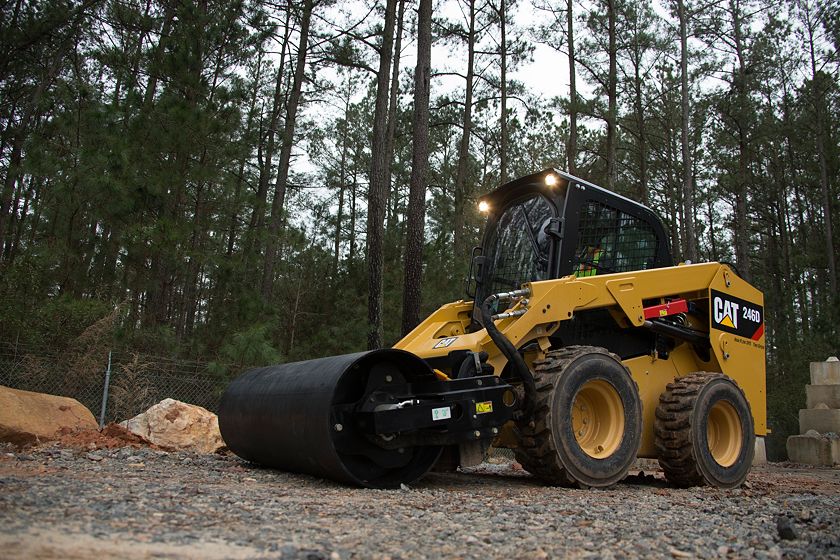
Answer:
[219, 169, 766, 489]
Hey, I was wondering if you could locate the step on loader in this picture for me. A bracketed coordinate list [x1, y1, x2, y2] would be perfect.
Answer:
[219, 169, 766, 489]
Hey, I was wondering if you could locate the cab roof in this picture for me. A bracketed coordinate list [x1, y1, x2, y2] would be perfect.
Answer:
[478, 168, 658, 217]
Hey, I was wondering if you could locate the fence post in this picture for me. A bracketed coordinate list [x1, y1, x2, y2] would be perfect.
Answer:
[98, 351, 113, 429]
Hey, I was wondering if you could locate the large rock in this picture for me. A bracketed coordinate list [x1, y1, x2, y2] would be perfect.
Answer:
[121, 398, 225, 453]
[806, 385, 840, 409]
[0, 385, 98, 446]
[787, 433, 840, 466]
[810, 357, 840, 385]
[799, 407, 840, 434]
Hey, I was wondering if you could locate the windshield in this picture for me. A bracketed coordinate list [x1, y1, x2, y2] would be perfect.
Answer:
[481, 194, 554, 300]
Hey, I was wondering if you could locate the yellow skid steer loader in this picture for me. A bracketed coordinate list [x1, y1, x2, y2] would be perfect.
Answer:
[219, 169, 765, 489]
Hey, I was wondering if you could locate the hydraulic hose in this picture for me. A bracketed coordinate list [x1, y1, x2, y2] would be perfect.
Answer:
[479, 292, 537, 419]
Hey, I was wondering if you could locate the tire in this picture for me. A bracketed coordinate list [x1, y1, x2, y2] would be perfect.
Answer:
[655, 372, 755, 488]
[515, 346, 643, 488]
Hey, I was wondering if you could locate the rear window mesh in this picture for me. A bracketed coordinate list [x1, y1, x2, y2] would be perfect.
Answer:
[574, 199, 658, 277]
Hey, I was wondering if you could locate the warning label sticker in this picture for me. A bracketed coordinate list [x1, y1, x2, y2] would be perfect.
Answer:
[710, 289, 764, 340]
[475, 401, 493, 414]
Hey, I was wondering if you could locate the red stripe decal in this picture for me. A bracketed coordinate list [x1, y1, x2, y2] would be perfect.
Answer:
[751, 323, 765, 341]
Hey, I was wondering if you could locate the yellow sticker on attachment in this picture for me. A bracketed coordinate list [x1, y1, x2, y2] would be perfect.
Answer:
[476, 401, 493, 414]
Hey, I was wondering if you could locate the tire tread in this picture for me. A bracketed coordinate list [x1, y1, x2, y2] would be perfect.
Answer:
[655, 372, 753, 488]
[514, 345, 636, 488]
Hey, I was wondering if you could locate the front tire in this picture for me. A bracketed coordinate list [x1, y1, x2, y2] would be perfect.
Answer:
[655, 372, 755, 488]
[515, 346, 642, 488]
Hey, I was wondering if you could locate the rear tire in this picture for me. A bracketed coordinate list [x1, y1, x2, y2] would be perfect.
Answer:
[655, 372, 755, 488]
[515, 346, 642, 488]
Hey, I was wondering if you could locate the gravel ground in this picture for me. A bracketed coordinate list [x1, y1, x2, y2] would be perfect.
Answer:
[1, 442, 838, 559]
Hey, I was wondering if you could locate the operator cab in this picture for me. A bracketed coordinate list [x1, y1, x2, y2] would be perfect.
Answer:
[471, 168, 673, 308]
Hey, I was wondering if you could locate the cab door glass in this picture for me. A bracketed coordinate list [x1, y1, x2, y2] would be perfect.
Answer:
[485, 195, 554, 296]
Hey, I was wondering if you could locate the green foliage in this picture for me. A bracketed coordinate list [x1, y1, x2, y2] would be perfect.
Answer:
[210, 322, 282, 376]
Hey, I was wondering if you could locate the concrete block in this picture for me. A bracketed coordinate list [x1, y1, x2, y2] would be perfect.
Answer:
[806, 385, 840, 409]
[753, 436, 767, 466]
[786, 434, 840, 466]
[799, 408, 840, 434]
[810, 357, 840, 385]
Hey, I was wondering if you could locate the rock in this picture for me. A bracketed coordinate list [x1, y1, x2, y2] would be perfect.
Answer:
[754, 436, 767, 466]
[120, 398, 225, 454]
[86, 451, 104, 462]
[776, 516, 797, 541]
[0, 385, 98, 446]
[810, 358, 840, 385]
[798, 408, 840, 434]
[805, 385, 840, 409]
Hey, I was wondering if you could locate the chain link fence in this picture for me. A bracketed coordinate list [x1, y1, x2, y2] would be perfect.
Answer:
[0, 340, 518, 462]
[0, 341, 235, 425]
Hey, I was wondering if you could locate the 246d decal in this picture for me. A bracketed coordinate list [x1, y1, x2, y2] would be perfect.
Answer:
[710, 289, 764, 340]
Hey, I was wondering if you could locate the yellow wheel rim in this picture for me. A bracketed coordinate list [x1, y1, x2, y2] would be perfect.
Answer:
[571, 379, 625, 459]
[707, 400, 742, 467]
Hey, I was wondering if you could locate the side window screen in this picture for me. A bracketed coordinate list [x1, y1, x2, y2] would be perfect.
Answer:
[574, 199, 658, 277]
[486, 195, 553, 294]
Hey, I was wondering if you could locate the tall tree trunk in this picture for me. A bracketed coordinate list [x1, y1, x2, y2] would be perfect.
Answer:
[228, 50, 264, 260]
[706, 196, 718, 260]
[349, 169, 358, 265]
[677, 0, 697, 261]
[664, 117, 682, 260]
[0, 140, 23, 260]
[384, 0, 406, 236]
[142, 5, 176, 110]
[801, 0, 838, 298]
[333, 75, 353, 278]
[8, 175, 35, 263]
[632, 46, 648, 204]
[731, 0, 751, 281]
[261, 0, 314, 301]
[249, 5, 293, 250]
[605, 0, 617, 190]
[0, 48, 66, 261]
[567, 0, 578, 174]
[402, 0, 432, 335]
[453, 0, 476, 260]
[815, 105, 837, 298]
[498, 0, 509, 184]
[366, 0, 399, 349]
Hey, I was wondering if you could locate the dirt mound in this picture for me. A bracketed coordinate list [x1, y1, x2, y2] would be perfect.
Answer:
[52, 424, 156, 450]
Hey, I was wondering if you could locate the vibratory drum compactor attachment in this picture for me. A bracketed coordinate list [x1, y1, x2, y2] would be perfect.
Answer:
[219, 349, 518, 488]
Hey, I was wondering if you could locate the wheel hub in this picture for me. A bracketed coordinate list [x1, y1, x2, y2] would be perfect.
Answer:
[707, 400, 742, 467]
[571, 379, 625, 459]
